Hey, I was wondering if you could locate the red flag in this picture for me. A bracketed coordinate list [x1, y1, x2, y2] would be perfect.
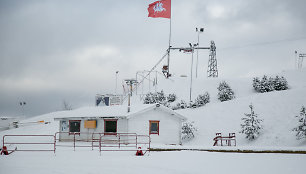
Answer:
[148, 0, 171, 19]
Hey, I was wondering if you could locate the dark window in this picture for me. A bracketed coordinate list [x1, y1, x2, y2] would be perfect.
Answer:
[149, 120, 159, 135]
[104, 120, 117, 133]
[69, 120, 81, 133]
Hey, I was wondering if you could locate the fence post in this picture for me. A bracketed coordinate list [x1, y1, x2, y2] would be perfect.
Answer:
[149, 135, 151, 152]
[119, 134, 120, 149]
[91, 133, 94, 150]
[54, 135, 56, 154]
[74, 133, 76, 151]
[99, 134, 101, 156]
[2, 135, 5, 147]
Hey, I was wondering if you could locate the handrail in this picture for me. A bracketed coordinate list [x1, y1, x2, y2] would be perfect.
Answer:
[3, 134, 56, 153]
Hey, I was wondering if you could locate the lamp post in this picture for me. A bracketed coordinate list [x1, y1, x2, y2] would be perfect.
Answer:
[115, 71, 119, 94]
[19, 101, 26, 116]
[195, 27, 204, 78]
[189, 43, 198, 102]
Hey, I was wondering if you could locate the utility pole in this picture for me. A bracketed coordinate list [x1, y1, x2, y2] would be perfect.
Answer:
[195, 27, 204, 78]
[124, 79, 137, 113]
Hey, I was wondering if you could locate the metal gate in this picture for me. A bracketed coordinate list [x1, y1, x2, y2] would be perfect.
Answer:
[2, 132, 150, 154]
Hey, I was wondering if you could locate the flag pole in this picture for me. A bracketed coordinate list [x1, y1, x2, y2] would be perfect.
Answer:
[166, 1, 172, 78]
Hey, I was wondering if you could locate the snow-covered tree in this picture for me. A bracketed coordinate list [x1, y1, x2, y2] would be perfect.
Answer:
[278, 76, 289, 91]
[259, 75, 273, 92]
[240, 104, 263, 140]
[167, 93, 176, 103]
[292, 106, 306, 140]
[195, 92, 210, 107]
[253, 75, 289, 93]
[252, 77, 261, 92]
[172, 100, 188, 110]
[189, 100, 197, 108]
[217, 81, 235, 102]
[143, 90, 167, 104]
[181, 121, 197, 141]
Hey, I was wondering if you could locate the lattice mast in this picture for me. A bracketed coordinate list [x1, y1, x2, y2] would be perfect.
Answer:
[207, 41, 218, 77]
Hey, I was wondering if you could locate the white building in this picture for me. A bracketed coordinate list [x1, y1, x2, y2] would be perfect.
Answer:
[0, 117, 19, 131]
[54, 104, 187, 145]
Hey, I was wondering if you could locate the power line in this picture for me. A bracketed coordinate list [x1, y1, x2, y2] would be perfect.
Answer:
[220, 36, 306, 50]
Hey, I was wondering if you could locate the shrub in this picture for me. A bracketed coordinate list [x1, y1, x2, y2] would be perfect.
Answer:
[217, 81, 235, 102]
[181, 122, 197, 141]
[253, 75, 289, 93]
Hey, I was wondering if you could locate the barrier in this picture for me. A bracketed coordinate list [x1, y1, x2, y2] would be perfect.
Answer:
[54, 132, 151, 153]
[2, 135, 56, 153]
[2, 132, 150, 154]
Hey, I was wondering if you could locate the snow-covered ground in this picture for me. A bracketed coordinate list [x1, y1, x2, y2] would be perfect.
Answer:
[1, 69, 306, 173]
[1, 150, 306, 174]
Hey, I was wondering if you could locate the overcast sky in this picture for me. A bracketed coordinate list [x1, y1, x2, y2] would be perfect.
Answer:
[1, 0, 305, 117]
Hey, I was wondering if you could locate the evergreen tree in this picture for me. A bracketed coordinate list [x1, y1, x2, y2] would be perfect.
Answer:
[179, 100, 188, 109]
[217, 81, 235, 102]
[279, 76, 289, 90]
[240, 104, 263, 140]
[260, 75, 271, 92]
[292, 106, 306, 140]
[195, 92, 210, 107]
[167, 93, 176, 103]
[253, 75, 289, 93]
[252, 77, 261, 92]
[143, 90, 167, 104]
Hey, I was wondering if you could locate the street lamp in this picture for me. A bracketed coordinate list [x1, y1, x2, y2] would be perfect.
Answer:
[115, 71, 119, 94]
[195, 27, 204, 78]
[189, 43, 198, 102]
[19, 101, 26, 116]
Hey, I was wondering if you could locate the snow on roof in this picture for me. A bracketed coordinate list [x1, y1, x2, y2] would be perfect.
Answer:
[54, 104, 187, 120]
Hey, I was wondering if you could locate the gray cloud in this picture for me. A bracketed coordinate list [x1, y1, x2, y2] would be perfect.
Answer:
[0, 0, 305, 117]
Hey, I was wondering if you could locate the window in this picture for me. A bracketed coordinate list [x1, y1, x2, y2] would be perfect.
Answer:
[104, 119, 117, 134]
[69, 120, 81, 134]
[149, 120, 160, 135]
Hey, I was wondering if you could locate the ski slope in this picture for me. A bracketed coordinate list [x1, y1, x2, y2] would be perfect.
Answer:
[0, 69, 306, 174]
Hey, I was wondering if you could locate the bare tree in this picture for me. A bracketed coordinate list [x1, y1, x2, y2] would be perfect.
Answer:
[62, 100, 73, 110]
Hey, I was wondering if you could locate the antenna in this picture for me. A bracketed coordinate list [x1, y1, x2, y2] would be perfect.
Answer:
[207, 41, 218, 77]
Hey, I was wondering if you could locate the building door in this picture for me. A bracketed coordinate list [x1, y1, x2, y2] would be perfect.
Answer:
[69, 120, 81, 134]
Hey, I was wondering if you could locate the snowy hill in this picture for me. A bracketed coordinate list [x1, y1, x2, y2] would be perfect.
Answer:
[1, 69, 306, 149]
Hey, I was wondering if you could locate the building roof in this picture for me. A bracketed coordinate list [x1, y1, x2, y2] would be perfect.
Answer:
[54, 104, 186, 121]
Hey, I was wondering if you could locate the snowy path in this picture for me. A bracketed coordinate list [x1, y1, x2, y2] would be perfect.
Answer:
[1, 151, 305, 174]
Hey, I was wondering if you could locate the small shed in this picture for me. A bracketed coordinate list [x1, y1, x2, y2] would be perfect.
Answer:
[54, 104, 187, 145]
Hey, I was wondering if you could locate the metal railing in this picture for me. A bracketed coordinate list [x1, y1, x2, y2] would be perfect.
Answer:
[2, 134, 56, 153]
[55, 132, 151, 152]
[2, 132, 151, 154]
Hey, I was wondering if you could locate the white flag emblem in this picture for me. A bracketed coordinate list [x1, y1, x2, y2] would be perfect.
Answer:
[153, 2, 166, 13]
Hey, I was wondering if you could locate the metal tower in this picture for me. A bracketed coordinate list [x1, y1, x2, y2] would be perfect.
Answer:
[207, 41, 218, 77]
[298, 53, 305, 69]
